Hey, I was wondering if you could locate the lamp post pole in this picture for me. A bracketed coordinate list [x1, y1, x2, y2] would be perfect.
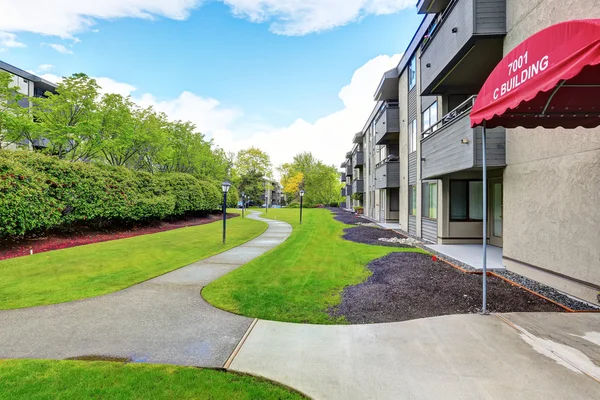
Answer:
[222, 181, 231, 245]
[300, 190, 305, 225]
[241, 192, 245, 219]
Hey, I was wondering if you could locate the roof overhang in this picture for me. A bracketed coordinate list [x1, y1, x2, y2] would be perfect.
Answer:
[373, 68, 399, 102]
[417, 0, 452, 14]
[345, 151, 353, 158]
[471, 19, 600, 129]
[353, 131, 364, 144]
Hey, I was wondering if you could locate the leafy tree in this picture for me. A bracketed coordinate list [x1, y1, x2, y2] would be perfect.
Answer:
[97, 93, 137, 166]
[282, 172, 304, 198]
[0, 71, 33, 148]
[32, 73, 101, 161]
[234, 147, 272, 178]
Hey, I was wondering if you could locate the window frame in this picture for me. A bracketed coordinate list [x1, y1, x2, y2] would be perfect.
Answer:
[408, 55, 417, 90]
[409, 119, 417, 153]
[449, 179, 484, 222]
[422, 101, 438, 138]
[422, 181, 438, 220]
[409, 185, 417, 216]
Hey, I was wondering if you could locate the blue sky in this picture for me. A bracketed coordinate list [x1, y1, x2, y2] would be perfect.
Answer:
[0, 0, 422, 167]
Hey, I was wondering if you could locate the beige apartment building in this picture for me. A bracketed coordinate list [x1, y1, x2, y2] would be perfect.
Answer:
[342, 0, 600, 305]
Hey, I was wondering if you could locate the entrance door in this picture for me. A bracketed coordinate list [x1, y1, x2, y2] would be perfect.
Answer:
[489, 178, 503, 247]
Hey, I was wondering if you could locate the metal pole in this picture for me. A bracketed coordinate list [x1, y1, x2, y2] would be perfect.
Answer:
[223, 192, 227, 245]
[482, 122, 488, 314]
[300, 196, 303, 225]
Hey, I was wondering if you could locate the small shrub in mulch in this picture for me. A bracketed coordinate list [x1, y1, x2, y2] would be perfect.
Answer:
[327, 207, 372, 225]
[330, 252, 563, 324]
[343, 226, 413, 248]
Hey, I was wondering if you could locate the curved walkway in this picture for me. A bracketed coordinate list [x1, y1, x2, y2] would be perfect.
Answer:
[0, 211, 292, 368]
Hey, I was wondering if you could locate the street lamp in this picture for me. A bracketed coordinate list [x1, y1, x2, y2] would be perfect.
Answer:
[221, 181, 231, 244]
[241, 192, 245, 219]
[263, 178, 269, 214]
[299, 189, 305, 225]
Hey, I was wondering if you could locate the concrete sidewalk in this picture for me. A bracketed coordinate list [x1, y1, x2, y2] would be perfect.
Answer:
[0, 211, 292, 367]
[230, 313, 600, 400]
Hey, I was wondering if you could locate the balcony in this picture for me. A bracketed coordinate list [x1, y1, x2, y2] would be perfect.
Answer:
[346, 184, 353, 196]
[346, 164, 353, 176]
[340, 172, 346, 182]
[352, 151, 364, 169]
[417, 0, 451, 13]
[374, 101, 400, 145]
[341, 187, 346, 197]
[375, 160, 400, 189]
[421, 96, 506, 180]
[353, 132, 364, 144]
[352, 179, 364, 194]
[420, 0, 506, 95]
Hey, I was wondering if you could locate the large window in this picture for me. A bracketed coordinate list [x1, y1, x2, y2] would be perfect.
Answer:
[409, 119, 417, 153]
[409, 185, 417, 216]
[450, 180, 483, 221]
[422, 101, 438, 137]
[408, 55, 416, 90]
[422, 182, 438, 219]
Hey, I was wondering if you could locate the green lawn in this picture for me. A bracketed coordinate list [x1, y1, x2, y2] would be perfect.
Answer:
[0, 359, 306, 400]
[0, 211, 267, 309]
[203, 208, 427, 324]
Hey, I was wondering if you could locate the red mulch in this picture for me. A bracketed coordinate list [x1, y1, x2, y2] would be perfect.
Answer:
[0, 213, 238, 261]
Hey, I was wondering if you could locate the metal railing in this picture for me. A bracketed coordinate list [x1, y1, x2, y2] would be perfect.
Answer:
[374, 101, 399, 125]
[421, 95, 476, 141]
[375, 157, 400, 169]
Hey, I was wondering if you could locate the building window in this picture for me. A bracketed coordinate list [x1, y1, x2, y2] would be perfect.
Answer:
[422, 101, 438, 137]
[422, 182, 438, 219]
[450, 180, 483, 221]
[408, 55, 416, 90]
[409, 119, 417, 153]
[409, 185, 417, 216]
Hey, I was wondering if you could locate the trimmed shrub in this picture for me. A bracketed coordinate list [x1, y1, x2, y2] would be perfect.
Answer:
[287, 201, 300, 208]
[329, 201, 339, 207]
[0, 151, 224, 238]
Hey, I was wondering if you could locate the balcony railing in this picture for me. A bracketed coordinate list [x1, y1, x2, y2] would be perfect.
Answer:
[374, 101, 400, 145]
[421, 96, 476, 140]
[352, 179, 364, 194]
[352, 151, 364, 168]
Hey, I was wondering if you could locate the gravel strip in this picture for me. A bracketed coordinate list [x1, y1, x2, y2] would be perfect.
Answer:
[343, 226, 414, 248]
[329, 252, 564, 324]
[493, 270, 600, 311]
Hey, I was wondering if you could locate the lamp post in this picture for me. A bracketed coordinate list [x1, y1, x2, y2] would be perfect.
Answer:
[299, 189, 305, 225]
[241, 192, 245, 218]
[221, 181, 231, 244]
[263, 179, 269, 214]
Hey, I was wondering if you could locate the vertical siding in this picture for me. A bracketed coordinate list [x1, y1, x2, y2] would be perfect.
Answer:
[408, 88, 417, 121]
[375, 162, 400, 189]
[475, 127, 506, 167]
[408, 152, 417, 185]
[408, 215, 417, 236]
[474, 0, 507, 34]
[387, 107, 400, 132]
[421, 218, 438, 243]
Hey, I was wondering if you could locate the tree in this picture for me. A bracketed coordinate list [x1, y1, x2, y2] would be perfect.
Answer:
[234, 147, 272, 178]
[32, 73, 101, 161]
[282, 172, 304, 197]
[0, 71, 33, 148]
[97, 93, 137, 166]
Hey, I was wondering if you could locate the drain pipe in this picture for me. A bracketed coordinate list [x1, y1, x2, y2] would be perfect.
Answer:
[482, 122, 488, 314]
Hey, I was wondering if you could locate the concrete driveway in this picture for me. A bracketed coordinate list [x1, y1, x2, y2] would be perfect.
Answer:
[229, 312, 600, 400]
[0, 211, 292, 367]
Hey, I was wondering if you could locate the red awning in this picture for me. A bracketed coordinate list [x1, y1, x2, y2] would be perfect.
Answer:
[470, 19, 600, 129]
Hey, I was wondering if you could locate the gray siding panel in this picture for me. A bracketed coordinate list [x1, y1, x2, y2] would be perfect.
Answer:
[408, 215, 417, 236]
[375, 162, 400, 189]
[474, 0, 506, 34]
[421, 95, 437, 112]
[475, 126, 506, 167]
[422, 218, 438, 243]
[421, 114, 506, 179]
[408, 88, 417, 121]
[408, 152, 417, 185]
[420, 0, 474, 92]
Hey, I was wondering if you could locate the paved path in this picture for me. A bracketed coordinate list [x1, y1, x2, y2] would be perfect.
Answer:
[0, 211, 292, 367]
[230, 312, 600, 400]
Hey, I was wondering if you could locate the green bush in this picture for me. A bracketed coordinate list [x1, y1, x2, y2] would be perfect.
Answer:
[329, 201, 339, 207]
[287, 201, 300, 208]
[0, 151, 223, 238]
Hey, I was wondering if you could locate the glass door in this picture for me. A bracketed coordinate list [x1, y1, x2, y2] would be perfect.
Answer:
[489, 179, 503, 247]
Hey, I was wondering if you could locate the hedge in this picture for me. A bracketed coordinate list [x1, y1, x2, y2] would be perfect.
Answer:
[0, 151, 234, 238]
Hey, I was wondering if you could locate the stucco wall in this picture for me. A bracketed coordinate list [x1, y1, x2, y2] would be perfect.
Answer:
[503, 0, 600, 301]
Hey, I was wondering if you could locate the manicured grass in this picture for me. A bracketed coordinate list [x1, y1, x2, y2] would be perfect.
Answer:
[0, 359, 306, 400]
[0, 211, 267, 310]
[203, 208, 427, 324]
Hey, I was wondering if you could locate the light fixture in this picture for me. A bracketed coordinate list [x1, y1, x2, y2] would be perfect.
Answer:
[461, 138, 469, 144]
[221, 181, 231, 194]
[426, 63, 431, 68]
[452, 27, 458, 33]
[300, 190, 305, 197]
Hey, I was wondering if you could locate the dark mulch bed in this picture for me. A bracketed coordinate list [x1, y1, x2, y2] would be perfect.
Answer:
[343, 226, 413, 248]
[0, 212, 238, 261]
[330, 252, 564, 324]
[328, 207, 372, 225]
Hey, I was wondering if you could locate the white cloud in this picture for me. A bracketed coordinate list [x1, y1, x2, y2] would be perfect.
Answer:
[34, 54, 400, 170]
[224, 0, 416, 35]
[37, 64, 55, 72]
[43, 43, 74, 54]
[0, 31, 26, 48]
[0, 0, 414, 38]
